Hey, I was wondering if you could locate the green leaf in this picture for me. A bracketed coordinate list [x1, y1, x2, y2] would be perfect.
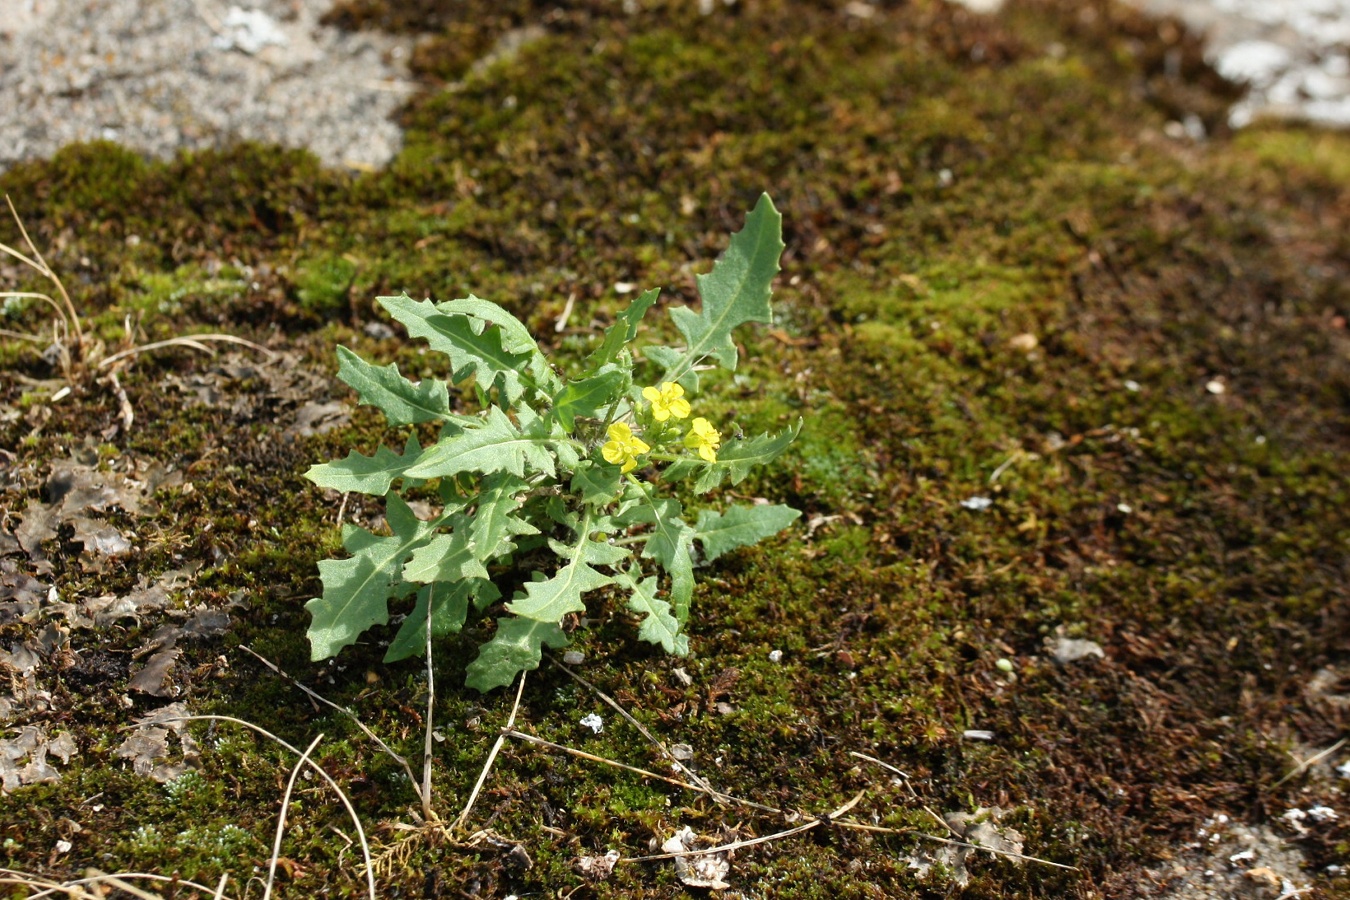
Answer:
[589, 288, 659, 368]
[305, 493, 437, 660]
[378, 294, 539, 403]
[552, 368, 625, 430]
[631, 496, 696, 624]
[470, 473, 538, 560]
[465, 617, 569, 692]
[403, 527, 489, 585]
[570, 461, 622, 506]
[439, 294, 560, 392]
[384, 581, 478, 663]
[615, 570, 688, 655]
[664, 419, 803, 493]
[404, 406, 556, 480]
[652, 194, 784, 389]
[505, 559, 613, 622]
[695, 504, 801, 562]
[335, 346, 467, 427]
[305, 433, 423, 496]
[549, 536, 631, 568]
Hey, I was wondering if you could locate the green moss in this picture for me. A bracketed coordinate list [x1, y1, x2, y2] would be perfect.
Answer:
[2, 0, 1348, 896]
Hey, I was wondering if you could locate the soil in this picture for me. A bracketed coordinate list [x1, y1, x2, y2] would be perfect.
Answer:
[0, 0, 1348, 898]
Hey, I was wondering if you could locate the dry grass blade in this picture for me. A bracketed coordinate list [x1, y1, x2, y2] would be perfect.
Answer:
[623, 792, 866, 863]
[264, 733, 325, 900]
[1273, 736, 1347, 787]
[10, 868, 239, 900]
[547, 653, 722, 802]
[504, 729, 782, 815]
[153, 715, 376, 900]
[454, 672, 527, 832]
[98, 334, 277, 369]
[239, 645, 422, 804]
[422, 585, 438, 823]
[2, 196, 83, 351]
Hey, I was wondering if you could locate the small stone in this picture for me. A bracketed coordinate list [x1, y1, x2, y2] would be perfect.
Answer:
[1206, 379, 1226, 395]
[1048, 636, 1105, 665]
[562, 650, 585, 666]
[768, 649, 783, 663]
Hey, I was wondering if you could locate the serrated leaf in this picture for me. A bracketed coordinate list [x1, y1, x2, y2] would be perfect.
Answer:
[403, 528, 489, 585]
[552, 368, 625, 430]
[336, 346, 467, 426]
[664, 419, 803, 493]
[378, 294, 539, 403]
[404, 406, 556, 480]
[506, 559, 613, 622]
[548, 536, 631, 567]
[695, 504, 801, 562]
[384, 582, 474, 663]
[653, 194, 784, 389]
[571, 461, 622, 506]
[306, 493, 437, 660]
[615, 571, 688, 655]
[470, 473, 538, 560]
[440, 295, 561, 392]
[631, 496, 696, 624]
[466, 616, 569, 692]
[590, 288, 659, 368]
[305, 433, 424, 496]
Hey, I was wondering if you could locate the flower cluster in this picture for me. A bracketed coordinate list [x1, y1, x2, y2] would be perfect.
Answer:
[599, 382, 722, 474]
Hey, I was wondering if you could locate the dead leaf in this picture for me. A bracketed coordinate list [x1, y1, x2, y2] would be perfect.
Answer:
[286, 401, 350, 438]
[115, 701, 199, 782]
[128, 648, 181, 697]
[575, 849, 620, 881]
[663, 827, 732, 890]
[13, 460, 162, 572]
[0, 560, 46, 624]
[0, 725, 74, 793]
[906, 807, 1025, 885]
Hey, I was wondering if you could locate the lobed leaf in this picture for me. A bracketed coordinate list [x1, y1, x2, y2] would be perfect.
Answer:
[652, 194, 784, 390]
[551, 368, 626, 431]
[505, 559, 613, 622]
[336, 346, 468, 426]
[402, 527, 489, 585]
[378, 293, 543, 404]
[615, 570, 688, 655]
[305, 493, 437, 660]
[465, 617, 569, 692]
[589, 288, 659, 368]
[383, 581, 491, 663]
[469, 472, 539, 561]
[695, 504, 801, 562]
[305, 433, 424, 496]
[664, 419, 803, 493]
[631, 496, 696, 624]
[404, 406, 557, 480]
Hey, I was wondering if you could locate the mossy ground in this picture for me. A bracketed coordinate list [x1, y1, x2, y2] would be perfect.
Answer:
[1, 0, 1347, 897]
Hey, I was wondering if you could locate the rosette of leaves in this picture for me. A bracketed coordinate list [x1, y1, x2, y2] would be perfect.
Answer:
[305, 194, 802, 691]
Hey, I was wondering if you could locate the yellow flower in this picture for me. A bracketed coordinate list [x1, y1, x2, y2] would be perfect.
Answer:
[601, 422, 651, 474]
[684, 417, 721, 462]
[641, 382, 691, 422]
